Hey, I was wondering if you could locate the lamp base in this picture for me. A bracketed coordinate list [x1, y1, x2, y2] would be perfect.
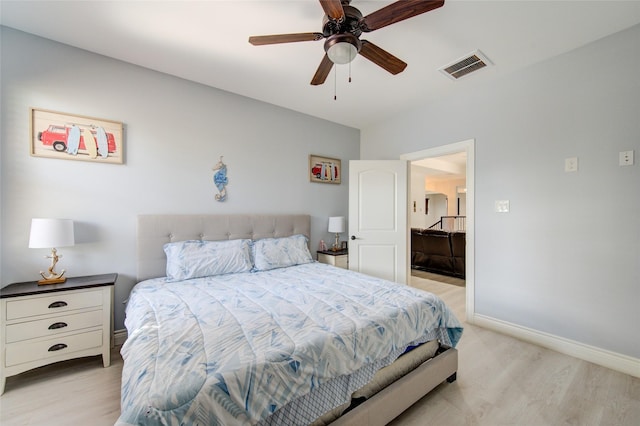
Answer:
[332, 233, 340, 251]
[38, 248, 66, 285]
[38, 277, 66, 285]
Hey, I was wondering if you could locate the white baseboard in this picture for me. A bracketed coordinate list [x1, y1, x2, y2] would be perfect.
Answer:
[114, 329, 128, 346]
[472, 314, 640, 378]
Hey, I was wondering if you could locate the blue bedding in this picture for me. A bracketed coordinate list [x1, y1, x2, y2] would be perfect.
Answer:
[117, 262, 462, 425]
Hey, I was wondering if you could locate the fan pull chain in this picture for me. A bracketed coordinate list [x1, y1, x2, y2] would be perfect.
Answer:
[332, 61, 354, 100]
[334, 66, 337, 100]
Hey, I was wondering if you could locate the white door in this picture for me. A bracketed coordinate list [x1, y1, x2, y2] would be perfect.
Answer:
[348, 160, 409, 284]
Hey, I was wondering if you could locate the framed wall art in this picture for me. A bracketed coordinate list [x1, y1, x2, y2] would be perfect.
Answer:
[309, 154, 341, 184]
[30, 108, 124, 164]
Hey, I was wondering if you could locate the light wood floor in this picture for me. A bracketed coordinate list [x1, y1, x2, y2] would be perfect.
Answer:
[1, 277, 638, 426]
[393, 277, 640, 426]
[410, 269, 466, 287]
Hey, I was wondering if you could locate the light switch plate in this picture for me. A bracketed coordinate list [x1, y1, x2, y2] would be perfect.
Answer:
[619, 150, 634, 166]
[495, 200, 510, 213]
[565, 157, 578, 172]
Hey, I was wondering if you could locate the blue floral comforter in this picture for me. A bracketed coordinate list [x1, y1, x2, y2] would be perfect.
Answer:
[117, 262, 462, 425]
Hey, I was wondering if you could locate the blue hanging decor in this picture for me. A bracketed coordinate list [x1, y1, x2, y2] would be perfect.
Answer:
[212, 156, 228, 202]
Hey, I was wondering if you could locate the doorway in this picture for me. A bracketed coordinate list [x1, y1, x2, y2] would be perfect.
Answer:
[401, 140, 475, 322]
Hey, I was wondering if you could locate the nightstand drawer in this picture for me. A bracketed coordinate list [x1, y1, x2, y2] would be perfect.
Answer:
[5, 330, 103, 367]
[5, 290, 103, 320]
[5, 310, 103, 343]
[334, 255, 348, 269]
[317, 251, 349, 269]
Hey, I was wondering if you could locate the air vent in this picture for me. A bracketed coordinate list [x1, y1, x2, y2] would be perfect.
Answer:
[439, 50, 492, 80]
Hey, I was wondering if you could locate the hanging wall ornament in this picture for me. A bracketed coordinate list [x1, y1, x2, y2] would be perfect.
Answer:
[212, 156, 228, 202]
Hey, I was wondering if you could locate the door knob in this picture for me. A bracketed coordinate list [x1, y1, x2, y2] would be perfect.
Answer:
[350, 235, 357, 240]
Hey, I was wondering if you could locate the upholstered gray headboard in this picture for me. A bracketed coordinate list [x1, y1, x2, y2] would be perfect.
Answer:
[137, 214, 311, 281]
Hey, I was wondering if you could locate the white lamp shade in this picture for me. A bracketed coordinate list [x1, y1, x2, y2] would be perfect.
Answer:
[328, 216, 346, 233]
[29, 218, 75, 248]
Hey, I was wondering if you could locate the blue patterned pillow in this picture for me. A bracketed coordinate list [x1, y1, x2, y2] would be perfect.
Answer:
[252, 234, 313, 271]
[164, 239, 253, 281]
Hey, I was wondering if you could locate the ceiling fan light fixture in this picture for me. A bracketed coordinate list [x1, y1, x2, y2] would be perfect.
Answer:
[328, 42, 357, 64]
[325, 34, 361, 64]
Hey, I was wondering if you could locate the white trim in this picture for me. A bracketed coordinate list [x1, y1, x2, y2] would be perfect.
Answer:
[473, 314, 640, 378]
[114, 329, 128, 346]
[401, 139, 475, 323]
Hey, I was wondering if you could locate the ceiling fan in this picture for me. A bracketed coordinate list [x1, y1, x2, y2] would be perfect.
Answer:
[248, 0, 445, 85]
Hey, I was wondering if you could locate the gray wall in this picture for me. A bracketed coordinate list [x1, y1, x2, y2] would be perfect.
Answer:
[361, 25, 640, 358]
[0, 27, 360, 330]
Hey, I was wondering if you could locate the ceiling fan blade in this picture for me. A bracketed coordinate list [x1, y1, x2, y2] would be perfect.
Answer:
[311, 54, 334, 85]
[360, 0, 445, 32]
[249, 33, 324, 46]
[359, 40, 407, 75]
[319, 0, 345, 21]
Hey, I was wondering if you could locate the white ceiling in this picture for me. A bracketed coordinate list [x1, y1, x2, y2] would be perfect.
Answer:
[413, 151, 466, 180]
[2, 1, 640, 130]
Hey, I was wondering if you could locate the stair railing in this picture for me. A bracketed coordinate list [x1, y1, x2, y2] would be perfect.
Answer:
[428, 216, 466, 232]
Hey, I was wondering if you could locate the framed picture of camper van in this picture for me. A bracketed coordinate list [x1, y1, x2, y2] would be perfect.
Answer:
[309, 155, 341, 184]
[30, 108, 124, 164]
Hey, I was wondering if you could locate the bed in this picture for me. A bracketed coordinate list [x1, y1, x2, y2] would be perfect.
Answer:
[117, 214, 462, 425]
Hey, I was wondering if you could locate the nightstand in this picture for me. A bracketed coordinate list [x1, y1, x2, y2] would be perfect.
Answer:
[0, 273, 116, 394]
[317, 249, 349, 269]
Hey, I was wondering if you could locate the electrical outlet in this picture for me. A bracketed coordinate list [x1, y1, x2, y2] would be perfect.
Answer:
[565, 157, 578, 172]
[619, 150, 634, 166]
[495, 200, 510, 213]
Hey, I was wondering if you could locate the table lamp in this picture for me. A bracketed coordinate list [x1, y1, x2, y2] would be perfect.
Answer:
[328, 216, 345, 251]
[29, 218, 75, 285]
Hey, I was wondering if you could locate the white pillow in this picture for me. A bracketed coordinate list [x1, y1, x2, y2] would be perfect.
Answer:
[164, 239, 252, 281]
[252, 234, 313, 271]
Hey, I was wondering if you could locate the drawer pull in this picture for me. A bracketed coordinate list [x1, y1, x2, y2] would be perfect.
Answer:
[48, 343, 68, 352]
[48, 301, 68, 309]
[48, 322, 68, 330]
